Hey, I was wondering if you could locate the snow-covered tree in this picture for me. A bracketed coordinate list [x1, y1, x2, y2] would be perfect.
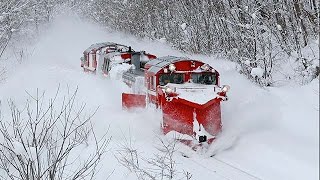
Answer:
[75, 0, 319, 86]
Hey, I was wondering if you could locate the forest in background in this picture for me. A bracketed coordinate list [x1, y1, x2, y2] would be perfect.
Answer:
[1, 0, 319, 86]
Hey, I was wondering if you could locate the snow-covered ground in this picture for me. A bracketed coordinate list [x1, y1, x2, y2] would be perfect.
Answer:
[0, 14, 318, 180]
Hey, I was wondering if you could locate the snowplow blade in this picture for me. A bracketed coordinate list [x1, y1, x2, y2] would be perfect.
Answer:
[161, 98, 222, 143]
[122, 93, 146, 109]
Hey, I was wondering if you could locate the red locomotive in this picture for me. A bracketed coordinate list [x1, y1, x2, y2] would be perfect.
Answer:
[122, 56, 229, 147]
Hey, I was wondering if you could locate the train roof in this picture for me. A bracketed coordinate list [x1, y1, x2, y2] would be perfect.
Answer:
[146, 56, 192, 74]
[101, 50, 124, 59]
[84, 42, 130, 54]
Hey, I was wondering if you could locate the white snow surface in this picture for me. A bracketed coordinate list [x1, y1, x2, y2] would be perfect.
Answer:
[165, 83, 221, 104]
[0, 14, 319, 180]
[108, 63, 133, 80]
[251, 67, 264, 78]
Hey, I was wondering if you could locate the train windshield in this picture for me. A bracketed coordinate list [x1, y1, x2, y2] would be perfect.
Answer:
[191, 72, 216, 85]
[159, 73, 184, 86]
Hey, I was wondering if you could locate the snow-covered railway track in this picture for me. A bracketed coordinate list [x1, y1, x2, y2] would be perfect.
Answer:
[188, 156, 263, 180]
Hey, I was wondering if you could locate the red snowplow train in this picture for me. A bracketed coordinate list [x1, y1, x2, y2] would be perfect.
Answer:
[81, 43, 229, 148]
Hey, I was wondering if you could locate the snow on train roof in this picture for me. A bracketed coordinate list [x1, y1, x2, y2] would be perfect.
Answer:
[84, 42, 130, 53]
[146, 56, 191, 74]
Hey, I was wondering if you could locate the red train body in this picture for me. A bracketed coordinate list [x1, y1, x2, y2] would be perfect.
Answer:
[122, 56, 229, 147]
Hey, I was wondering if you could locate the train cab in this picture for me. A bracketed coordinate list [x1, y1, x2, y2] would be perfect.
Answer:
[144, 56, 224, 104]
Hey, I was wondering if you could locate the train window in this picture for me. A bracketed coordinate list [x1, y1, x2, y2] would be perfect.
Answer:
[159, 73, 184, 86]
[191, 72, 216, 85]
[103, 58, 111, 72]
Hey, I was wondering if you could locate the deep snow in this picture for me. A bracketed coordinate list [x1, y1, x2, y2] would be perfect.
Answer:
[0, 14, 318, 180]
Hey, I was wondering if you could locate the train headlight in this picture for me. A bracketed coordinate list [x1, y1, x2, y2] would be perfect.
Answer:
[201, 64, 210, 71]
[165, 87, 173, 94]
[168, 64, 176, 72]
[222, 85, 230, 92]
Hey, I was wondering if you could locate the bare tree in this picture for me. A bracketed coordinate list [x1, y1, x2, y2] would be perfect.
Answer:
[0, 87, 109, 180]
[0, 0, 71, 60]
[116, 137, 192, 180]
[0, 67, 5, 82]
[0, 0, 30, 58]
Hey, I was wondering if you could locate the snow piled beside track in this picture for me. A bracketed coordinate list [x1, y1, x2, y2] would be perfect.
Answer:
[0, 14, 318, 180]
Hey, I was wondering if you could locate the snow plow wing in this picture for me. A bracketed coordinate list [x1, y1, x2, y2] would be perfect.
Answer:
[161, 96, 222, 144]
[122, 93, 146, 109]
